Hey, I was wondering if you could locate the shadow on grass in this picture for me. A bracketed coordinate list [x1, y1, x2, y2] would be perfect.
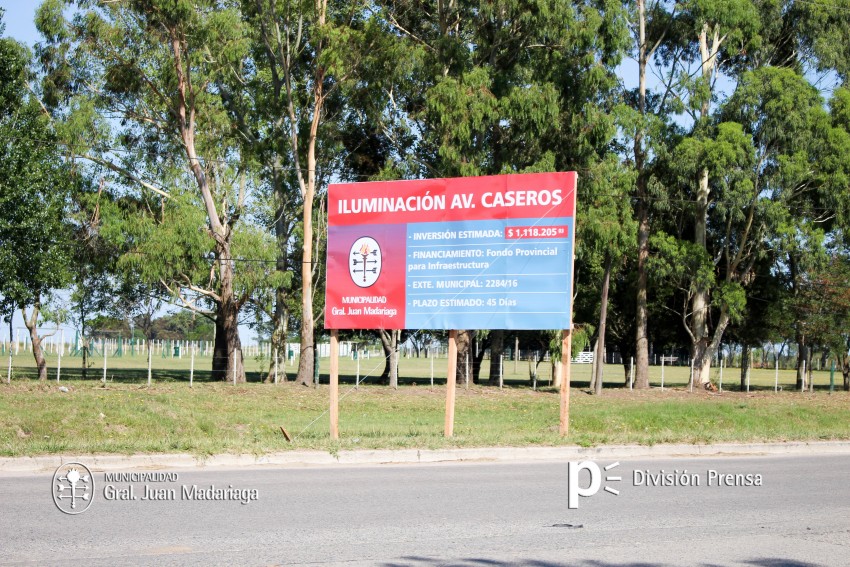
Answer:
[377, 558, 666, 567]
[376, 558, 825, 567]
[10, 366, 225, 384]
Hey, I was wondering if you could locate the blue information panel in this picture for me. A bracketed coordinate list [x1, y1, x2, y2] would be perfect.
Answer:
[405, 218, 574, 329]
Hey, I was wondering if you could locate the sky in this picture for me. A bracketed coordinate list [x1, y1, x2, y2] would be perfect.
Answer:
[0, 2, 38, 46]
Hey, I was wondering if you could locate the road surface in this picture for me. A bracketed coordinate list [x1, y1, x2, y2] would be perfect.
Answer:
[1, 454, 848, 566]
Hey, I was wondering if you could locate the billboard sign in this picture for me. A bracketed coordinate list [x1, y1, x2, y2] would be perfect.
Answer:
[324, 172, 576, 330]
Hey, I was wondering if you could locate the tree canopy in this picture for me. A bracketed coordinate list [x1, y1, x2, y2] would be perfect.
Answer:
[1, 0, 847, 390]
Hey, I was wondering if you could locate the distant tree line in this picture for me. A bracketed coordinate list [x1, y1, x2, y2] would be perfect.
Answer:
[0, 1, 848, 391]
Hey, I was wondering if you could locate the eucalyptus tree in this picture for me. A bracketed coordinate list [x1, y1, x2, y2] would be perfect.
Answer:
[238, 1, 393, 385]
[774, 83, 850, 388]
[582, 159, 635, 394]
[801, 254, 850, 391]
[379, 0, 629, 384]
[67, 181, 124, 379]
[798, 0, 850, 82]
[35, 0, 260, 382]
[0, 14, 73, 380]
[623, 0, 682, 389]
[667, 0, 762, 388]
[645, 0, 841, 388]
[656, 65, 843, 390]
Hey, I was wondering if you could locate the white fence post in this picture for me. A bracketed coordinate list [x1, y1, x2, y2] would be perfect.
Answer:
[774, 356, 779, 393]
[56, 329, 63, 383]
[661, 355, 665, 391]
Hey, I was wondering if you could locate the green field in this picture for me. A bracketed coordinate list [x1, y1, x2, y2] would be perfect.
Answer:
[1, 351, 848, 457]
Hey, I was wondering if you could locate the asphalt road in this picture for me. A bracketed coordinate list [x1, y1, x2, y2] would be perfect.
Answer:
[1, 454, 848, 566]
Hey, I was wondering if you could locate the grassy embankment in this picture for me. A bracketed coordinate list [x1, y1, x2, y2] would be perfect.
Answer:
[1, 351, 848, 457]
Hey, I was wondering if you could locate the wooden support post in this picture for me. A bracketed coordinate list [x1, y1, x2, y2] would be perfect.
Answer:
[559, 329, 572, 436]
[330, 329, 339, 440]
[445, 330, 458, 437]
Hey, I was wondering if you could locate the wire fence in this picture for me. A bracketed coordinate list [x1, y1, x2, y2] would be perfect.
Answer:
[1, 328, 842, 394]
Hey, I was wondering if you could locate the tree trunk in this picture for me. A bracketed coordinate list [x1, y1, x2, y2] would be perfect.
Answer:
[692, 315, 727, 391]
[634, 187, 650, 389]
[455, 330, 472, 384]
[472, 337, 484, 384]
[690, 166, 712, 387]
[81, 338, 88, 380]
[172, 26, 246, 386]
[265, 281, 289, 383]
[740, 342, 750, 391]
[267, 178, 291, 383]
[589, 337, 600, 392]
[796, 339, 808, 390]
[264, 297, 287, 383]
[552, 333, 563, 388]
[214, 247, 245, 383]
[488, 330, 505, 385]
[797, 344, 814, 392]
[593, 254, 612, 395]
[379, 329, 400, 388]
[633, 0, 650, 390]
[819, 350, 829, 372]
[297, 182, 316, 385]
[212, 317, 227, 380]
[690, 23, 722, 388]
[22, 302, 48, 381]
[295, 1, 327, 386]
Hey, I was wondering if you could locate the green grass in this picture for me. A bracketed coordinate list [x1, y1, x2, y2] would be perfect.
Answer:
[1, 351, 848, 457]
